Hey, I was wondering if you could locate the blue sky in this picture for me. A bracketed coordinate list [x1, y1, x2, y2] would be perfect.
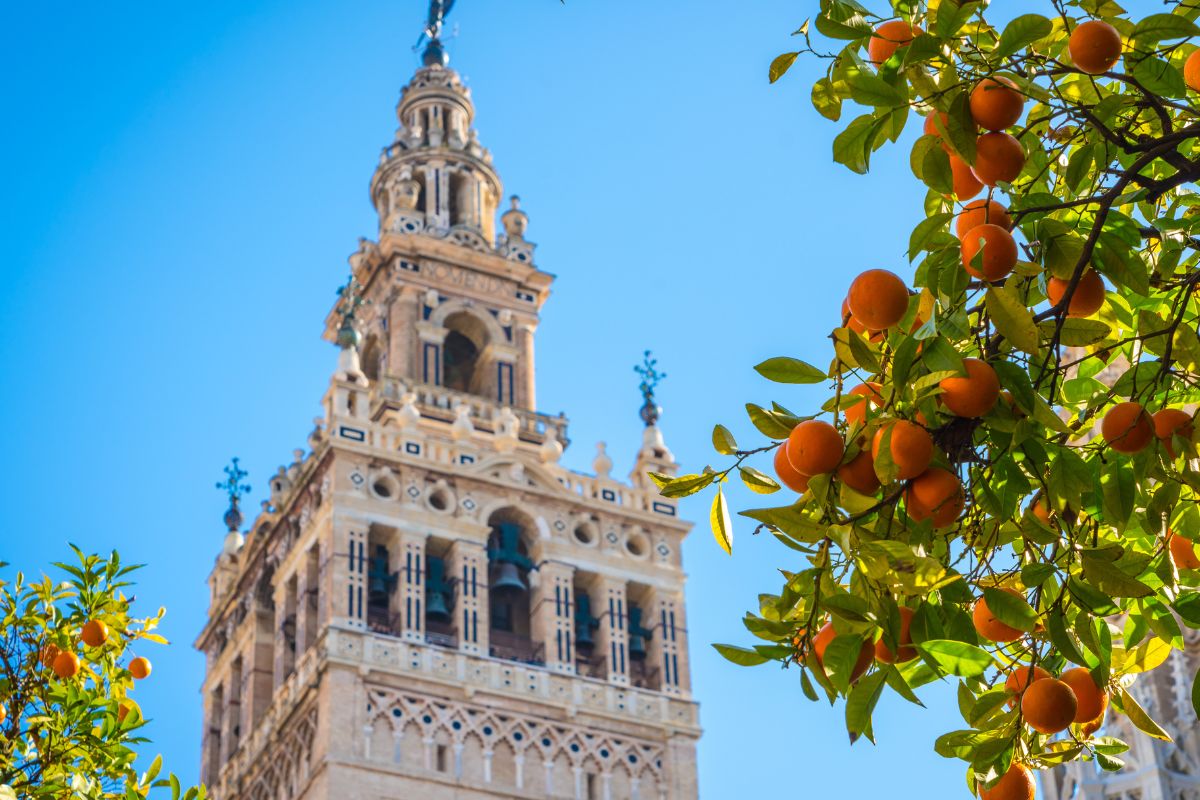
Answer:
[0, 1, 1026, 795]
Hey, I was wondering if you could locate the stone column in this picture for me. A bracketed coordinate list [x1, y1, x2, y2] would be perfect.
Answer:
[531, 561, 575, 673]
[516, 322, 537, 411]
[652, 590, 688, 695]
[329, 516, 368, 630]
[397, 530, 427, 643]
[415, 321, 448, 386]
[448, 539, 488, 655]
[595, 577, 629, 685]
[387, 286, 420, 383]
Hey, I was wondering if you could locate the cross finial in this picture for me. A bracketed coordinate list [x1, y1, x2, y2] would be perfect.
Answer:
[415, 0, 457, 66]
[216, 457, 252, 532]
[634, 350, 666, 427]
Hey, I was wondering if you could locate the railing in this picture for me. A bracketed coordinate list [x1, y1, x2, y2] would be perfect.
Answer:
[372, 378, 570, 447]
[488, 630, 544, 665]
[426, 618, 458, 649]
[630, 659, 661, 691]
[575, 652, 607, 680]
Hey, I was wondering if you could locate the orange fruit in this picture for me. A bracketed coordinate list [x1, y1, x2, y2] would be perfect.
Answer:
[1069, 20, 1123, 75]
[1046, 270, 1106, 317]
[979, 763, 1036, 800]
[972, 588, 1025, 643]
[1186, 49, 1200, 93]
[906, 467, 965, 527]
[969, 77, 1024, 132]
[847, 269, 910, 331]
[972, 132, 1025, 186]
[787, 420, 844, 476]
[129, 656, 152, 680]
[0, 704, 5, 725]
[939, 358, 1000, 418]
[1101, 401, 1153, 454]
[40, 643, 60, 668]
[1030, 496, 1052, 526]
[1022, 677, 1078, 734]
[1005, 664, 1051, 708]
[872, 419, 934, 480]
[955, 199, 1011, 238]
[1081, 707, 1107, 736]
[844, 382, 884, 426]
[81, 620, 109, 648]
[812, 622, 874, 683]
[868, 20, 921, 65]
[52, 650, 80, 679]
[774, 443, 811, 494]
[950, 153, 983, 200]
[118, 699, 141, 723]
[923, 111, 949, 143]
[961, 223, 1018, 282]
[1153, 408, 1194, 458]
[838, 449, 881, 495]
[874, 606, 917, 664]
[1170, 531, 1200, 570]
[1060, 666, 1108, 724]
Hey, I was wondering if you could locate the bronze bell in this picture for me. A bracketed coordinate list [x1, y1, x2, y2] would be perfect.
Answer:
[575, 593, 599, 656]
[425, 556, 452, 624]
[491, 561, 527, 598]
[628, 606, 652, 661]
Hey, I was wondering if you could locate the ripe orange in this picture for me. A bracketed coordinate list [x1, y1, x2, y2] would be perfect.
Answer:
[813, 621, 874, 682]
[81, 620, 109, 648]
[871, 419, 933, 480]
[40, 643, 60, 668]
[972, 588, 1025, 643]
[1081, 709, 1107, 736]
[939, 358, 1000, 418]
[955, 199, 1011, 238]
[118, 699, 141, 723]
[129, 656, 152, 680]
[1046, 270, 1106, 317]
[1005, 664, 1051, 708]
[845, 382, 884, 426]
[1187, 49, 1200, 93]
[1170, 531, 1200, 570]
[923, 111, 949, 143]
[838, 449, 881, 495]
[874, 606, 917, 664]
[53, 650, 80, 679]
[1022, 677, 1078, 734]
[868, 20, 921, 65]
[1030, 496, 1052, 526]
[847, 269, 910, 331]
[905, 467, 965, 527]
[969, 77, 1024, 132]
[1153, 408, 1194, 458]
[950, 153, 983, 200]
[1101, 401, 1153, 454]
[0, 704, 5, 725]
[774, 443, 811, 494]
[1060, 667, 1108, 724]
[972, 132, 1025, 186]
[1069, 20, 1123, 75]
[961, 223, 1018, 282]
[787, 420, 844, 476]
[979, 763, 1036, 800]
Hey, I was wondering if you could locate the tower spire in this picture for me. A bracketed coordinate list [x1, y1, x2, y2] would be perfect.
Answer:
[634, 350, 666, 427]
[416, 0, 456, 67]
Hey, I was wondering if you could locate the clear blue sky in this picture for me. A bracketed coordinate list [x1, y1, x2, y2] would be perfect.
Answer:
[0, 1, 1049, 796]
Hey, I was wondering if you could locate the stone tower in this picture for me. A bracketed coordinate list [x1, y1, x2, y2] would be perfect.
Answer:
[193, 14, 700, 800]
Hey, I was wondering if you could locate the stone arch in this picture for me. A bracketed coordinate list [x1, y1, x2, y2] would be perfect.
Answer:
[460, 729, 487, 784]
[491, 738, 518, 789]
[399, 719, 423, 772]
[472, 456, 569, 497]
[361, 332, 385, 382]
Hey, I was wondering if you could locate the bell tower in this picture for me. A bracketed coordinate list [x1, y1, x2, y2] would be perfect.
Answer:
[194, 6, 701, 800]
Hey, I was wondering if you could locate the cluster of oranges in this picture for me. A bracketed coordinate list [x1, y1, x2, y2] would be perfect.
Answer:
[37, 619, 152, 686]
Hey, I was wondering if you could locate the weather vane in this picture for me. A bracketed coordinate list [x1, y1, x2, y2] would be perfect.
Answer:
[415, 0, 457, 66]
[216, 457, 251, 532]
[634, 350, 666, 427]
[335, 275, 368, 349]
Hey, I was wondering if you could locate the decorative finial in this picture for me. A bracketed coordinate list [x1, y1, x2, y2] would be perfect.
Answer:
[335, 275, 368, 349]
[634, 350, 666, 427]
[216, 458, 252, 532]
[415, 0, 457, 66]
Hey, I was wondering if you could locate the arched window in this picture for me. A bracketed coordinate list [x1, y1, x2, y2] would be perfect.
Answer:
[361, 334, 384, 383]
[442, 312, 490, 395]
[486, 509, 538, 663]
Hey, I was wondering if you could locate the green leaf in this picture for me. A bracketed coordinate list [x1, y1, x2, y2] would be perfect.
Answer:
[712, 424, 738, 455]
[712, 643, 770, 666]
[800, 668, 820, 701]
[812, 77, 843, 121]
[1192, 668, 1200, 721]
[769, 52, 800, 83]
[982, 587, 1038, 632]
[1039, 318, 1111, 347]
[659, 472, 716, 498]
[1081, 552, 1153, 598]
[846, 69, 906, 107]
[1069, 576, 1121, 616]
[1130, 54, 1187, 97]
[740, 504, 826, 543]
[746, 403, 799, 439]
[833, 113, 878, 175]
[986, 286, 1040, 355]
[993, 14, 1053, 58]
[1046, 610, 1090, 667]
[846, 670, 887, 738]
[711, 488, 733, 555]
[919, 147, 954, 197]
[1118, 685, 1173, 741]
[815, 10, 873, 40]
[917, 639, 994, 678]
[754, 356, 827, 384]
[1132, 13, 1200, 42]
[1099, 459, 1136, 532]
[739, 466, 780, 494]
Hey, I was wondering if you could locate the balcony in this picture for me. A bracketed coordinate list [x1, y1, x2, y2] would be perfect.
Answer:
[488, 629, 544, 665]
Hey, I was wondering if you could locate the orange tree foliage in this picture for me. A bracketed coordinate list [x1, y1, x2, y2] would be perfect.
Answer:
[0, 548, 205, 800]
[654, 0, 1200, 795]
